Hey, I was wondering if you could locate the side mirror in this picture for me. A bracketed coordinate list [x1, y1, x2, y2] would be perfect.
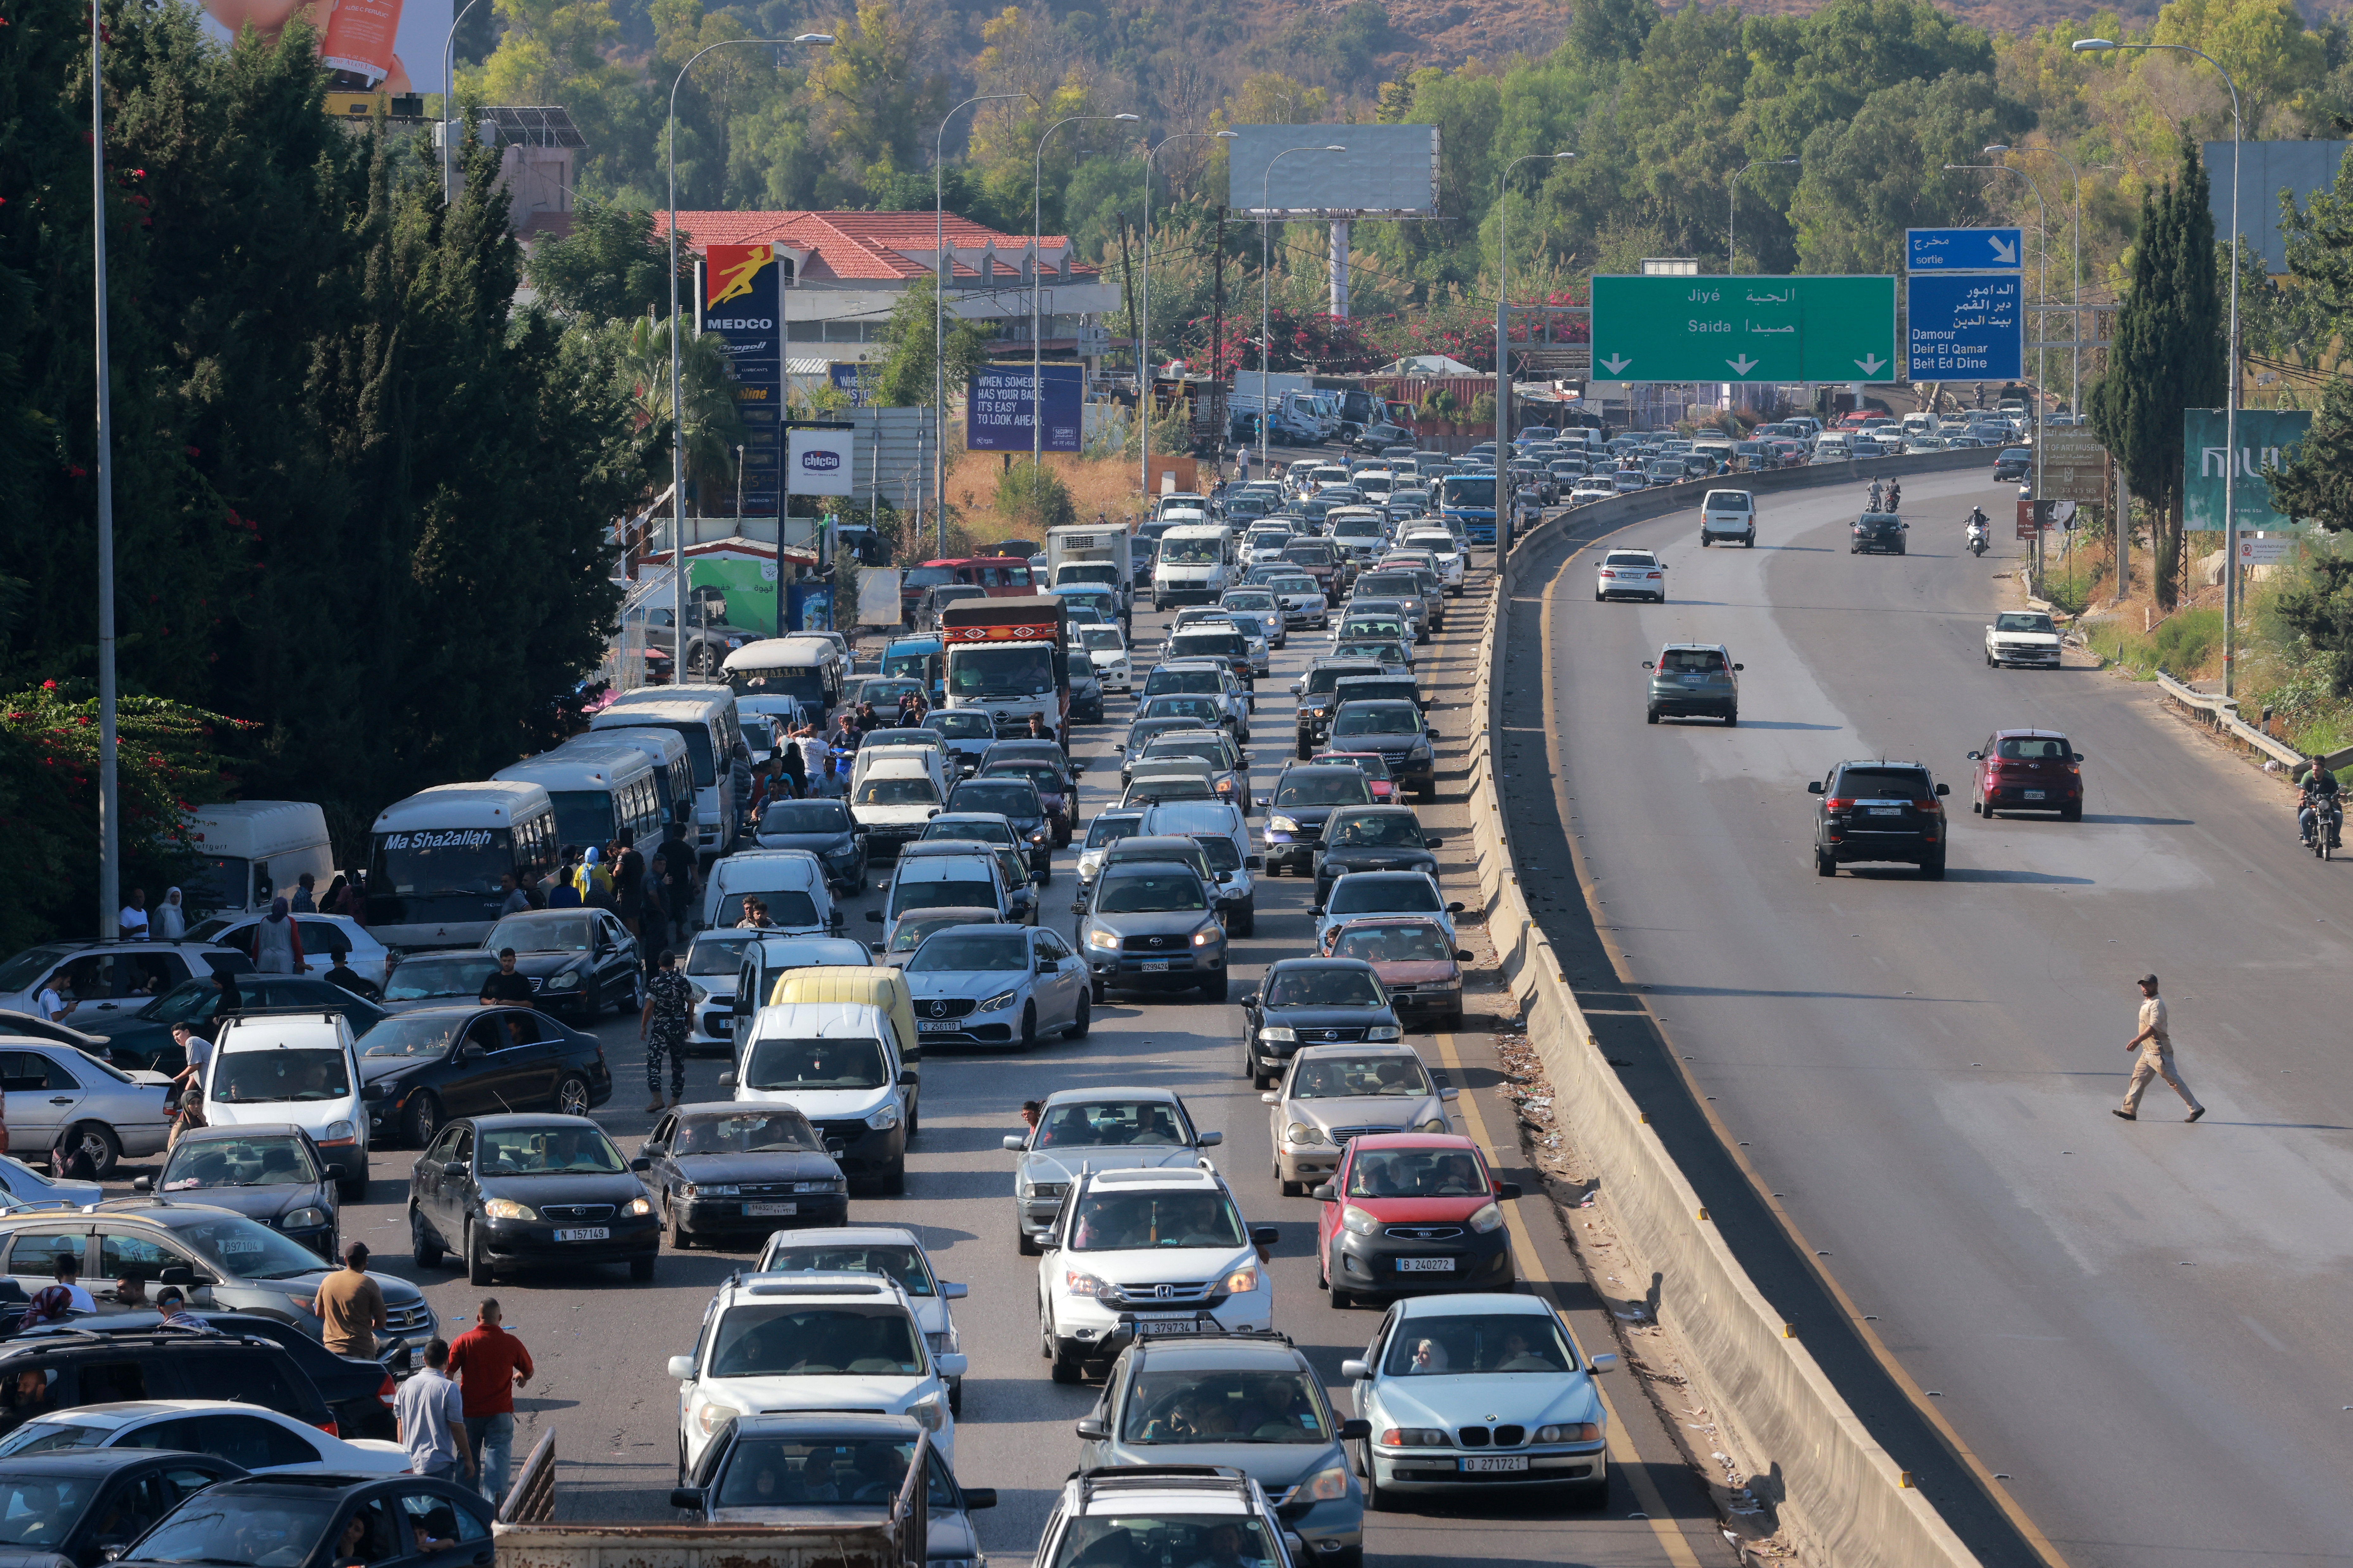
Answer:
[1198, 1131, 1223, 1148]
[1245, 854, 1265, 870]
[1935, 783, 1951, 796]
[1254, 797, 1271, 808]
[1589, 1353, 1620, 1372]
[2073, 752, 2085, 762]
[1733, 662, 1745, 671]
[159, 1265, 196, 1288]
[1424, 836, 1444, 849]
[941, 1281, 968, 1301]
[1642, 660, 1655, 670]
[1239, 990, 1261, 1008]
[1807, 780, 1826, 794]
[1966, 751, 1982, 761]
[1340, 1358, 1372, 1381]
[718, 1071, 737, 1090]
[1496, 1181, 1522, 1200]
[963, 1488, 998, 1510]
[1002, 1135, 1027, 1151]
[1260, 1091, 1279, 1105]
[936, 1353, 969, 1377]
[869, 943, 886, 955]
[666, 1354, 696, 1380]
[669, 1488, 705, 1511]
[1310, 1184, 1336, 1202]
[1249, 1225, 1279, 1246]
[866, 910, 884, 923]
[898, 1068, 919, 1087]
[133, 1175, 153, 1193]
[442, 1161, 466, 1178]
[1439, 1086, 1460, 1101]
[1075, 1416, 1110, 1440]
[1338, 1418, 1372, 1441]
[630, 1156, 653, 1172]
[1446, 901, 1466, 914]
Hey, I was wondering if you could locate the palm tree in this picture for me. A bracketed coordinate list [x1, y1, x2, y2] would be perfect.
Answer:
[612, 315, 750, 513]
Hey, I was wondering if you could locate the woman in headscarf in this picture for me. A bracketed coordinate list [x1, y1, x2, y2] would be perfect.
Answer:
[252, 897, 306, 974]
[155, 888, 187, 940]
[575, 846, 616, 910]
[319, 874, 349, 916]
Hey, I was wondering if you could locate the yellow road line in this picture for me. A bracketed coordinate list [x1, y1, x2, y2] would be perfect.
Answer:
[1435, 1026, 1706, 1568]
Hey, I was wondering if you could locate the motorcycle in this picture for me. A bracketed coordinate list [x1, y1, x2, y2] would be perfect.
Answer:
[1967, 524, 1988, 557]
[2300, 792, 2342, 859]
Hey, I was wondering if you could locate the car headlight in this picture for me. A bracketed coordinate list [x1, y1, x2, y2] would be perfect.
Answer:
[1085, 928, 1119, 951]
[1379, 1427, 1448, 1447]
[866, 1104, 902, 1131]
[1295, 1459, 1351, 1502]
[1341, 1205, 1381, 1237]
[546, 970, 582, 991]
[1467, 1201, 1504, 1234]
[693, 1394, 745, 1435]
[795, 1179, 845, 1194]
[325, 1120, 354, 1142]
[1062, 1268, 1110, 1297]
[686, 1183, 741, 1197]
[686, 980, 710, 1005]
[909, 1393, 946, 1431]
[1407, 742, 1432, 760]
[1367, 1025, 1401, 1042]
[1268, 815, 1301, 833]
[1536, 1423, 1601, 1444]
[1192, 924, 1220, 948]
[1260, 1026, 1297, 1044]
[281, 1207, 328, 1231]
[1286, 1121, 1324, 1145]
[624, 1196, 653, 1217]
[977, 989, 1019, 1013]
[484, 1199, 539, 1221]
[1221, 1262, 1261, 1294]
[1416, 1116, 1449, 1133]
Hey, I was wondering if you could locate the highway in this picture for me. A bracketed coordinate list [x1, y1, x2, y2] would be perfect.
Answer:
[1499, 467, 2353, 1568]
[92, 536, 1740, 1568]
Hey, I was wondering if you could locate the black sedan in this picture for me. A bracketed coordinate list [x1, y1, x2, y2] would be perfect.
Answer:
[1116, 716, 1213, 777]
[640, 1101, 850, 1247]
[117, 1472, 491, 1568]
[359, 1005, 613, 1147]
[408, 1113, 658, 1284]
[0, 1448, 246, 1564]
[82, 974, 386, 1074]
[135, 1123, 339, 1260]
[477, 908, 643, 1022]
[1311, 806, 1443, 906]
[1238, 958, 1404, 1088]
[1850, 511, 1908, 554]
[946, 777, 1050, 879]
[376, 951, 499, 1013]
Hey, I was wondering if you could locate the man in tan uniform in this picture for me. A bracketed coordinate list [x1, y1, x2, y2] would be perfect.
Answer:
[2114, 974, 2205, 1123]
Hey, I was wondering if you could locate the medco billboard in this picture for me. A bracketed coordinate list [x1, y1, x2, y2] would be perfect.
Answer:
[700, 244, 785, 513]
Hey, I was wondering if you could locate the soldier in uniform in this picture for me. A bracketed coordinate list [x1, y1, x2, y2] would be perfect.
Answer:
[637, 949, 692, 1112]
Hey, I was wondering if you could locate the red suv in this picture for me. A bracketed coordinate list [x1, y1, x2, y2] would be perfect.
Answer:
[1313, 1133, 1519, 1307]
[1968, 729, 2084, 821]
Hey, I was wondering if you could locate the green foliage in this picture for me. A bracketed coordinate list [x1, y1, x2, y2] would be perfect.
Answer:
[996, 463, 1076, 533]
[2268, 375, 2353, 534]
[863, 276, 990, 411]
[526, 198, 683, 320]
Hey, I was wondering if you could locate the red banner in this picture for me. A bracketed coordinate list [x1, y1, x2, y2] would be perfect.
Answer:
[943, 623, 1059, 643]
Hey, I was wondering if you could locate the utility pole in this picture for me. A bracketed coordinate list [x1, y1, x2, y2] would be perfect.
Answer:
[1212, 207, 1227, 460]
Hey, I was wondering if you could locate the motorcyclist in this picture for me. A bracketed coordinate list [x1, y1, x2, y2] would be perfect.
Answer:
[1965, 506, 1990, 556]
[1887, 481, 1902, 510]
[1867, 479, 1885, 510]
[2298, 755, 2341, 847]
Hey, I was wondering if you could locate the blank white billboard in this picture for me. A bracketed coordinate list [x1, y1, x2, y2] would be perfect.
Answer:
[1227, 125, 1440, 217]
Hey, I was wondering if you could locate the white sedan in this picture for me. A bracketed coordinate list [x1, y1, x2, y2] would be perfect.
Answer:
[1985, 611, 2063, 668]
[0, 1400, 408, 1474]
[187, 912, 394, 994]
[1594, 549, 1666, 603]
[1568, 480, 1616, 506]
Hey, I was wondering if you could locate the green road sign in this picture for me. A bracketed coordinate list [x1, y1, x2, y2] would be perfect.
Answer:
[1591, 275, 1897, 383]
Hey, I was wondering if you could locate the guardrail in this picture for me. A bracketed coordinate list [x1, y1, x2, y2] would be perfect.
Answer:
[500, 1429, 557, 1525]
[2152, 672, 2312, 770]
[1463, 448, 1989, 1568]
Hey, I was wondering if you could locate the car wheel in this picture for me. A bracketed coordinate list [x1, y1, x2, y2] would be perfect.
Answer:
[1724, 708, 1738, 728]
[1646, 707, 1659, 725]
[1593, 589, 1604, 601]
[1019, 1002, 1038, 1050]
[410, 1206, 444, 1268]
[553, 1074, 591, 1118]
[72, 1123, 120, 1179]
[1044, 1304, 1082, 1383]
[614, 974, 640, 1015]
[665, 1195, 693, 1250]
[631, 1254, 657, 1282]
[1361, 1445, 1391, 1512]
[1065, 993, 1091, 1040]
[1200, 969, 1229, 1002]
[1814, 849, 1836, 877]
[1745, 533, 1756, 548]
[1238, 899, 1256, 938]
[1327, 1268, 1352, 1309]
[1019, 1228, 1042, 1257]
[882, 1157, 906, 1196]
[339, 1172, 368, 1203]
[467, 1223, 494, 1286]
[1921, 855, 1946, 880]
[1700, 534, 1711, 548]
[1090, 978, 1107, 1006]
[2061, 802, 2083, 823]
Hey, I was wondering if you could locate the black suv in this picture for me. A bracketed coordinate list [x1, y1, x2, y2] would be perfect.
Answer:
[1808, 761, 1952, 878]
[1849, 511, 1907, 555]
[0, 1326, 337, 1440]
[21, 1311, 401, 1438]
[1293, 660, 1387, 754]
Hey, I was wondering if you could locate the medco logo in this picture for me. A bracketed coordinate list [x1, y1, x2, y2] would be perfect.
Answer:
[800, 450, 844, 472]
[707, 317, 773, 329]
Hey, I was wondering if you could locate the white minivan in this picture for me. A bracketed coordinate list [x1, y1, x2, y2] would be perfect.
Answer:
[183, 802, 335, 919]
[699, 850, 841, 934]
[206, 1013, 369, 1200]
[1699, 489, 1757, 547]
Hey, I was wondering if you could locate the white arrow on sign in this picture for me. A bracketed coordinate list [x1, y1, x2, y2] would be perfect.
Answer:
[1854, 354, 1888, 376]
[1989, 235, 2019, 265]
[1600, 354, 1632, 374]
[1726, 354, 1759, 375]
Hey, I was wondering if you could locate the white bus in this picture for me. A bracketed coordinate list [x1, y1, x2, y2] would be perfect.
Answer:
[722, 636, 847, 723]
[557, 726, 694, 831]
[492, 744, 664, 856]
[589, 686, 741, 860]
[366, 781, 559, 950]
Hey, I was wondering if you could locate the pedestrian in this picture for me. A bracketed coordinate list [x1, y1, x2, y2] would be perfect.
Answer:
[344, 872, 370, 928]
[319, 875, 350, 916]
[155, 887, 188, 940]
[797, 723, 827, 785]
[652, 832, 693, 944]
[810, 754, 847, 799]
[576, 847, 616, 911]
[253, 898, 306, 974]
[34, 969, 68, 1024]
[638, 949, 691, 1113]
[49, 1129, 96, 1183]
[545, 851, 584, 909]
[479, 949, 536, 1007]
[155, 1284, 214, 1331]
[2115, 974, 2204, 1123]
[167, 1021, 211, 1145]
[23, 1255, 92, 1327]
[304, 1243, 388, 1358]
[497, 871, 531, 919]
[779, 732, 809, 800]
[323, 953, 372, 1000]
[612, 829, 646, 939]
[448, 1297, 534, 1506]
[729, 742, 754, 834]
[394, 1339, 476, 1485]
[290, 873, 318, 913]
[118, 888, 150, 940]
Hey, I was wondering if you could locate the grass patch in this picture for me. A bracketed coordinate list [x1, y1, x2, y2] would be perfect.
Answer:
[2085, 607, 2225, 681]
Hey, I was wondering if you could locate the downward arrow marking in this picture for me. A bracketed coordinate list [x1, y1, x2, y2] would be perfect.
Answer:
[1989, 236, 2019, 265]
[1854, 354, 1888, 376]
[1600, 354, 1632, 374]
[1726, 354, 1759, 375]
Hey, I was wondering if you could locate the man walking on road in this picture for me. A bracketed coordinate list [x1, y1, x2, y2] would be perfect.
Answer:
[639, 949, 691, 1112]
[448, 1297, 533, 1506]
[394, 1338, 475, 1485]
[2114, 974, 2205, 1123]
[305, 1243, 388, 1357]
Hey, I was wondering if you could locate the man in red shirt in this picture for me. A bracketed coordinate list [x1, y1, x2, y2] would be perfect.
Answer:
[446, 1298, 534, 1506]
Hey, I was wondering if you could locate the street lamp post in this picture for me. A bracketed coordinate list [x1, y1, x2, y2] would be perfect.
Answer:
[1139, 129, 1237, 507]
[1258, 146, 1346, 473]
[439, 0, 485, 204]
[1034, 113, 1139, 470]
[935, 93, 1029, 554]
[1497, 152, 1572, 487]
[1947, 157, 2053, 570]
[91, 0, 119, 938]
[2075, 37, 2243, 694]
[666, 34, 832, 677]
[1726, 157, 1797, 272]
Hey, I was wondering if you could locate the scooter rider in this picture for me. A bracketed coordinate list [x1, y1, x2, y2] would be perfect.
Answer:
[1887, 481, 1902, 510]
[1965, 505, 1990, 556]
[1867, 479, 1885, 510]
[2298, 755, 2341, 846]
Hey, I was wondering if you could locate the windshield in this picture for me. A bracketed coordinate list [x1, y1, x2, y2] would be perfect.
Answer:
[1339, 619, 1404, 642]
[893, 880, 996, 916]
[714, 1438, 944, 1509]
[211, 1048, 350, 1104]
[1158, 537, 1225, 565]
[1440, 476, 1497, 508]
[360, 1016, 465, 1058]
[1036, 1099, 1188, 1148]
[923, 818, 1015, 847]
[161, 1133, 321, 1190]
[1379, 1313, 1578, 1376]
[763, 801, 855, 835]
[0, 947, 75, 994]
[887, 911, 983, 952]
[1122, 1368, 1329, 1444]
[1330, 813, 1419, 848]
[1051, 1516, 1279, 1568]
[1274, 773, 1371, 807]
[1269, 577, 1319, 596]
[1071, 1189, 1244, 1251]
[1080, 629, 1125, 652]
[115, 1491, 339, 1566]
[1147, 739, 1227, 768]
[1836, 768, 1931, 799]
[688, 934, 758, 977]
[1293, 1053, 1431, 1096]
[710, 1303, 923, 1377]
[1142, 697, 1222, 725]
[986, 765, 1067, 799]
[1331, 877, 1440, 915]
[712, 890, 821, 929]
[759, 1243, 935, 1296]
[1659, 649, 1724, 672]
[672, 1109, 818, 1153]
[1223, 593, 1277, 612]
[952, 782, 1037, 819]
[381, 953, 497, 1002]
[1086, 817, 1143, 850]
[1170, 637, 1244, 664]
[1333, 707, 1418, 737]
[1348, 1145, 1486, 1198]
[1095, 873, 1207, 913]
[0, 1469, 102, 1541]
[1333, 923, 1453, 964]
[948, 646, 1056, 699]
[858, 777, 943, 807]
[480, 1126, 628, 1174]
[1145, 670, 1222, 696]
[484, 914, 595, 953]
[907, 932, 1027, 972]
[370, 827, 514, 897]
[1994, 736, 2072, 760]
[746, 1036, 889, 1092]
[927, 712, 994, 739]
[1265, 968, 1384, 1007]
[176, 1213, 344, 1280]
[1994, 614, 2055, 633]
[540, 789, 618, 849]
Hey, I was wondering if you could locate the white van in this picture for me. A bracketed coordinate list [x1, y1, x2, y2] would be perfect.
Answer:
[723, 1000, 915, 1194]
[183, 802, 335, 918]
[589, 686, 742, 861]
[851, 756, 946, 855]
[849, 741, 949, 801]
[492, 746, 664, 856]
[1151, 525, 1238, 610]
[368, 782, 559, 951]
[566, 726, 694, 832]
[205, 1012, 369, 1200]
[700, 850, 840, 934]
[723, 636, 846, 724]
[1700, 489, 1757, 547]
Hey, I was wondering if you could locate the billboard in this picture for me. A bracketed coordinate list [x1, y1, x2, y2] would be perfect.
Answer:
[197, 0, 453, 93]
[2181, 408, 2314, 531]
[787, 428, 856, 498]
[700, 246, 785, 514]
[967, 364, 1083, 453]
[2039, 426, 2112, 505]
[2205, 141, 2352, 274]
[1227, 125, 1441, 216]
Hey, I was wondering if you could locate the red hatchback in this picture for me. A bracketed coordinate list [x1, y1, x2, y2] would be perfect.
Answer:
[1311, 750, 1397, 803]
[1314, 1132, 1519, 1307]
[1968, 728, 2084, 821]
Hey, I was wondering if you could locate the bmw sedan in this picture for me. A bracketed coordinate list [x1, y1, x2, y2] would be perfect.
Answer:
[1265, 1042, 1454, 1195]
[639, 1101, 848, 1245]
[902, 924, 1091, 1048]
[357, 1005, 613, 1147]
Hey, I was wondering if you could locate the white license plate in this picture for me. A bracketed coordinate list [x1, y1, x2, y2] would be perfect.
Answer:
[2023, 790, 2045, 800]
[1867, 806, 1902, 817]
[1143, 959, 1174, 972]
[1394, 1256, 1455, 1272]
[744, 1202, 796, 1216]
[554, 1226, 609, 1242]
[918, 1019, 960, 1032]
[1134, 1317, 1205, 1336]
[1681, 675, 1705, 685]
[1461, 1455, 1529, 1473]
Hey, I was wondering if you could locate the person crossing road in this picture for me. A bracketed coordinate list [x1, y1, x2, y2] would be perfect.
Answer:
[637, 949, 691, 1112]
[2114, 974, 2204, 1123]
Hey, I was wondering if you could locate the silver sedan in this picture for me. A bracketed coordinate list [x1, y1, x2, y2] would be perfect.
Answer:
[1262, 1042, 1454, 1195]
[1001, 1086, 1221, 1254]
[0, 1038, 173, 1174]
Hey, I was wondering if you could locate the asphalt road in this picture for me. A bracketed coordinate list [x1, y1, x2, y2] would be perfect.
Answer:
[90, 525, 1738, 1568]
[1500, 468, 2353, 1568]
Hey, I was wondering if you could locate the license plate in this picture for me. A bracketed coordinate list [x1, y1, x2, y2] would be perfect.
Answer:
[2023, 790, 2045, 800]
[1682, 675, 1705, 685]
[1867, 806, 1902, 817]
[1143, 959, 1174, 972]
[554, 1226, 609, 1242]
[744, 1202, 796, 1216]
[1394, 1256, 1455, 1272]
[1134, 1317, 1205, 1336]
[918, 1019, 960, 1032]
[1461, 1455, 1529, 1473]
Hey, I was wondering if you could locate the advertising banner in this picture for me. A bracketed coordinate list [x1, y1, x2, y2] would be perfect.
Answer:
[830, 363, 869, 407]
[702, 246, 784, 514]
[2236, 533, 2297, 567]
[2182, 409, 2314, 531]
[197, 0, 453, 92]
[787, 428, 856, 498]
[2039, 426, 2112, 505]
[967, 364, 1084, 452]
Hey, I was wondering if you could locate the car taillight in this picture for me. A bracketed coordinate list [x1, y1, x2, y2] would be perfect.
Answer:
[1825, 798, 1854, 811]
[1915, 798, 1939, 810]
[376, 1372, 397, 1407]
[318, 1418, 339, 1436]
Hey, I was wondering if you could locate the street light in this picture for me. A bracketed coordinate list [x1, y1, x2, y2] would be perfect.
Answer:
[1991, 141, 2087, 419]
[2076, 36, 2245, 694]
[1140, 129, 1238, 506]
[1497, 152, 1572, 474]
[666, 33, 833, 676]
[440, 0, 486, 204]
[91, 0, 119, 937]
[1946, 157, 2052, 540]
[1727, 157, 1798, 272]
[1258, 146, 1346, 471]
[934, 93, 1030, 553]
[1034, 113, 1140, 470]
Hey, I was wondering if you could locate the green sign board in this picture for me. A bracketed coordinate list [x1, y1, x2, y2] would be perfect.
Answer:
[2181, 408, 2313, 531]
[1591, 275, 1898, 383]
